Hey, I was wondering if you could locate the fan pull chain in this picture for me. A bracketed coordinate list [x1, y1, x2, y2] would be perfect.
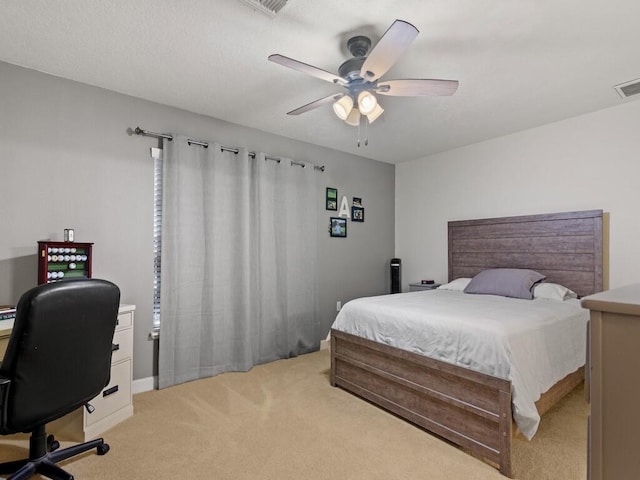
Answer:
[357, 116, 361, 147]
[364, 117, 369, 146]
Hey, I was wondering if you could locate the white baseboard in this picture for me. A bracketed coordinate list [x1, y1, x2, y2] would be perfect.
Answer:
[132, 376, 157, 394]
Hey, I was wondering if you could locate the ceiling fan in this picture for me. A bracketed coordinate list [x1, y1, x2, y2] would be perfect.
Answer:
[268, 19, 459, 136]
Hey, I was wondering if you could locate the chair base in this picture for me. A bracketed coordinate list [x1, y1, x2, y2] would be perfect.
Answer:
[0, 425, 109, 480]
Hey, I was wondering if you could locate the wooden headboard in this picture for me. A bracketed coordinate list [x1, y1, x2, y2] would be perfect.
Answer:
[448, 210, 603, 297]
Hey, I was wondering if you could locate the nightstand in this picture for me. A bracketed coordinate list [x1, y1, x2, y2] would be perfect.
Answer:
[409, 282, 441, 292]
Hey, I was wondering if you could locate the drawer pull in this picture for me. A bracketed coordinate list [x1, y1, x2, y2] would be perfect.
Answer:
[111, 343, 120, 352]
[103, 385, 119, 397]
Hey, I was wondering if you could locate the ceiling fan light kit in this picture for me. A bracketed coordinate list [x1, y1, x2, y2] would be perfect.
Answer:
[344, 108, 361, 127]
[366, 103, 384, 123]
[268, 19, 459, 146]
[357, 91, 377, 115]
[332, 95, 353, 120]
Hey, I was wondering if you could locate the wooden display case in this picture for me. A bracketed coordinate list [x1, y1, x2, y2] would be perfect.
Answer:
[37, 240, 93, 285]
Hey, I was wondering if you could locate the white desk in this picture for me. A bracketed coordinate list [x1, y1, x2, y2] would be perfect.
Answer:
[0, 304, 135, 441]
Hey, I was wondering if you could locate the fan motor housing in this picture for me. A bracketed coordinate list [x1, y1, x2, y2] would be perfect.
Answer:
[338, 57, 366, 81]
[338, 35, 373, 81]
[347, 35, 371, 57]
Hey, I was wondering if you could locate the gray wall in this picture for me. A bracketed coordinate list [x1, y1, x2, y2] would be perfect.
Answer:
[396, 98, 640, 291]
[0, 61, 395, 381]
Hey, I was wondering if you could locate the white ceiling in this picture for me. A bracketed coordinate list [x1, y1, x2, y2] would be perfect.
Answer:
[1, 0, 639, 163]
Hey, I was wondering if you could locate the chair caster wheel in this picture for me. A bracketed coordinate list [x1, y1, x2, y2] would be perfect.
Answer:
[47, 434, 60, 452]
[97, 443, 110, 455]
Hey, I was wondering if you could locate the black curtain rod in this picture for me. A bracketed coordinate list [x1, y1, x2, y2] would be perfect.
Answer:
[132, 127, 325, 172]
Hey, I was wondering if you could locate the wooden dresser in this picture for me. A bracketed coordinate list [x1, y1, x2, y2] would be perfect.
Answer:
[581, 285, 640, 480]
[0, 304, 135, 441]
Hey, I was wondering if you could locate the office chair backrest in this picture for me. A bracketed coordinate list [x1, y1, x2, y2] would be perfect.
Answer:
[0, 279, 120, 434]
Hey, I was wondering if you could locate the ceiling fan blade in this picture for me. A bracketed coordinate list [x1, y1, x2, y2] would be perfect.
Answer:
[268, 54, 345, 85]
[287, 93, 345, 116]
[376, 79, 459, 96]
[360, 19, 419, 82]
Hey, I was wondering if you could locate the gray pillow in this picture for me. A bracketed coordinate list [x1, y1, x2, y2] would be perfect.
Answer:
[463, 268, 546, 300]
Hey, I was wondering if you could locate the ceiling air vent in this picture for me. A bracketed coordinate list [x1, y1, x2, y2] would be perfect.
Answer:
[614, 78, 640, 99]
[240, 0, 288, 17]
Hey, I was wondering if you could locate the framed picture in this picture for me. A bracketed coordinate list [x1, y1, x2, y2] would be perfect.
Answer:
[352, 197, 362, 207]
[329, 217, 347, 237]
[326, 187, 338, 211]
[352, 206, 364, 222]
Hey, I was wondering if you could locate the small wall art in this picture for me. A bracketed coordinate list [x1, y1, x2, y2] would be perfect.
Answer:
[352, 197, 364, 222]
[352, 206, 364, 222]
[329, 217, 347, 237]
[338, 195, 351, 218]
[326, 187, 338, 210]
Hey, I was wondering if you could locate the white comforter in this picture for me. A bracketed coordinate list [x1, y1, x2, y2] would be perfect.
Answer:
[330, 289, 589, 439]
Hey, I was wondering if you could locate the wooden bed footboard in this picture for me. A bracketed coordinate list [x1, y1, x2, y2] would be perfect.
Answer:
[331, 329, 514, 477]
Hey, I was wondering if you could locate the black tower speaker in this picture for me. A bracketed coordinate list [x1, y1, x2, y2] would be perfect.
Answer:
[390, 258, 401, 294]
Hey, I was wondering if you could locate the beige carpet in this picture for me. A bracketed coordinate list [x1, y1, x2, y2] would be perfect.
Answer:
[0, 349, 587, 479]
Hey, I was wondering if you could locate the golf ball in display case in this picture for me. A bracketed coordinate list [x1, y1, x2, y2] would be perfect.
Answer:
[37, 240, 94, 284]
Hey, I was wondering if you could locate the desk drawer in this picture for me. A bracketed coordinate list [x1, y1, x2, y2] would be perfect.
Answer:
[116, 311, 133, 330]
[86, 359, 132, 427]
[110, 327, 133, 364]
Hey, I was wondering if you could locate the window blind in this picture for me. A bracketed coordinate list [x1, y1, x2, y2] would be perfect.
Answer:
[152, 147, 163, 336]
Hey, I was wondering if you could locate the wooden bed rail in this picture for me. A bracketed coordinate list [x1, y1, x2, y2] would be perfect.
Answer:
[331, 329, 514, 477]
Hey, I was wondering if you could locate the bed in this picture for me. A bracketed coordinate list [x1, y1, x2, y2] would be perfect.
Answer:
[330, 209, 603, 477]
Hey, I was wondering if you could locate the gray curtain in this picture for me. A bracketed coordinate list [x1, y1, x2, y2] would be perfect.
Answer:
[158, 135, 319, 389]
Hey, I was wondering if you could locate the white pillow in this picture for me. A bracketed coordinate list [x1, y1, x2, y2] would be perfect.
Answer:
[533, 282, 578, 301]
[437, 278, 471, 291]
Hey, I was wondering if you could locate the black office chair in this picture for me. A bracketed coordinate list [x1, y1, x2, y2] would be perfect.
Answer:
[0, 278, 120, 480]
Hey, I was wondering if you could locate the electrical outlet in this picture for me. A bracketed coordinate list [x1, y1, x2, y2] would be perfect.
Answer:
[336, 301, 342, 312]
